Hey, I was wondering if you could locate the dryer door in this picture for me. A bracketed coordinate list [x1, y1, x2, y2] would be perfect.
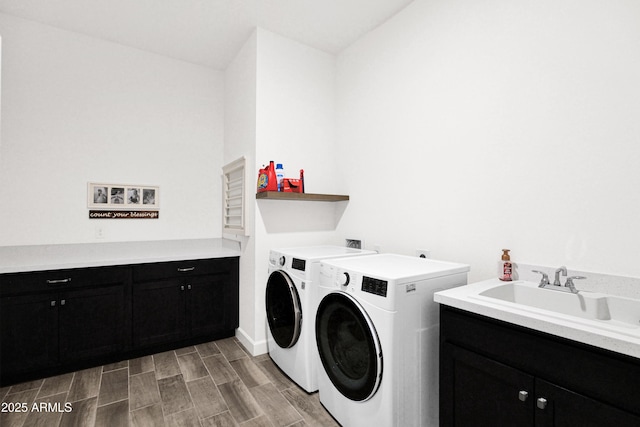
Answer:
[265, 270, 302, 348]
[315, 292, 383, 402]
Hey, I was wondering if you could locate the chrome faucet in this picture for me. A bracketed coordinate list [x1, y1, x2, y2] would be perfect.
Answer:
[532, 270, 550, 288]
[553, 266, 567, 286]
[532, 267, 586, 293]
[564, 276, 586, 294]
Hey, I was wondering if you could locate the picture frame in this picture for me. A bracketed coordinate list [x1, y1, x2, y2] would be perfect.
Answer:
[88, 183, 159, 210]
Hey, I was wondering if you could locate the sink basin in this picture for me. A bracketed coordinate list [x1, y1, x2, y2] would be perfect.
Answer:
[471, 281, 640, 334]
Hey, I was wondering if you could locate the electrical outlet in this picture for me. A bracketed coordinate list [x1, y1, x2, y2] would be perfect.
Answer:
[416, 249, 431, 259]
[346, 239, 362, 249]
[95, 225, 105, 239]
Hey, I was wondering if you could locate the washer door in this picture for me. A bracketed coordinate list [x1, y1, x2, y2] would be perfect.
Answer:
[316, 292, 383, 402]
[265, 270, 302, 348]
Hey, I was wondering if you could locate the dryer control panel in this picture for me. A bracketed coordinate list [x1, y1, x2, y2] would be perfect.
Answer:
[362, 276, 388, 297]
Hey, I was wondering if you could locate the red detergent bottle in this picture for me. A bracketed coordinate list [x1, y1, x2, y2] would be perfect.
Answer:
[257, 161, 278, 192]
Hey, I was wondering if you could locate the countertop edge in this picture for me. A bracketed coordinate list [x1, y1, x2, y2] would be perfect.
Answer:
[0, 239, 241, 274]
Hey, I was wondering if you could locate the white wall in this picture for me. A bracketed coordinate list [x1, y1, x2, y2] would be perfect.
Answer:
[0, 35, 2, 156]
[336, 0, 640, 283]
[256, 29, 340, 195]
[232, 28, 341, 354]
[0, 14, 224, 245]
[224, 30, 258, 351]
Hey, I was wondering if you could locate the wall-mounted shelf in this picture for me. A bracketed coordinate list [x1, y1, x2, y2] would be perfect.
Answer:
[256, 192, 349, 202]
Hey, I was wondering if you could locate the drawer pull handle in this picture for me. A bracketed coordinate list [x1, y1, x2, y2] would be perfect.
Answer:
[518, 391, 529, 402]
[177, 267, 195, 272]
[187, 284, 192, 290]
[47, 278, 71, 285]
[181, 285, 185, 291]
[51, 300, 56, 307]
[60, 299, 66, 306]
[537, 397, 548, 410]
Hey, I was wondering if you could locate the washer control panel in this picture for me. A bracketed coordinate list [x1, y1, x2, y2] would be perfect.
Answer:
[362, 276, 388, 297]
[292, 258, 306, 271]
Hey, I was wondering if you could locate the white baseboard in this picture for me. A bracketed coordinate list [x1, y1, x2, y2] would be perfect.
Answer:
[235, 327, 268, 357]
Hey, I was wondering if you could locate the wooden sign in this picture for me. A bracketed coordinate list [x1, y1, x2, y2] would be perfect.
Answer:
[89, 210, 159, 219]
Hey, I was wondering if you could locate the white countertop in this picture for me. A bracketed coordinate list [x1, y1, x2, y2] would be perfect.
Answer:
[435, 278, 640, 360]
[0, 239, 241, 274]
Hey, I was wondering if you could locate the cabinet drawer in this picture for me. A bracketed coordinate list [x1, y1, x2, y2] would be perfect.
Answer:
[0, 266, 130, 296]
[132, 258, 233, 282]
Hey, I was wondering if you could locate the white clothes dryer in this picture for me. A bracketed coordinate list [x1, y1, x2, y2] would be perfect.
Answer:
[315, 254, 469, 427]
[265, 246, 376, 393]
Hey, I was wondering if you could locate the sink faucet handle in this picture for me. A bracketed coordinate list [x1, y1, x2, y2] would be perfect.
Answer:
[564, 276, 586, 293]
[532, 270, 550, 287]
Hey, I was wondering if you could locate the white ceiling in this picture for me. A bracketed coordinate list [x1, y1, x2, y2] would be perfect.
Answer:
[0, 0, 414, 69]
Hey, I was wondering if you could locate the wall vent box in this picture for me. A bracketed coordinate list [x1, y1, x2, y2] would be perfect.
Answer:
[346, 239, 362, 249]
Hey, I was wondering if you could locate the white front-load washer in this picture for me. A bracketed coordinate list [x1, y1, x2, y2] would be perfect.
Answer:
[315, 254, 469, 427]
[265, 246, 376, 393]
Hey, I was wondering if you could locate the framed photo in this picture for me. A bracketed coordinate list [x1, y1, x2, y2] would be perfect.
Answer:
[92, 186, 108, 204]
[110, 187, 125, 205]
[88, 183, 159, 210]
[127, 188, 141, 205]
[142, 188, 157, 205]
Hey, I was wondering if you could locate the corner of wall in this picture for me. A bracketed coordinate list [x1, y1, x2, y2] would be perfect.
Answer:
[235, 327, 268, 357]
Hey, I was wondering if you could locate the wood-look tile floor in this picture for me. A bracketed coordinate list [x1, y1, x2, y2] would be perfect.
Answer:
[0, 338, 340, 427]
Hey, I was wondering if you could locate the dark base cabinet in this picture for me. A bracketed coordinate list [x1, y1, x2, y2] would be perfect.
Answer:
[1, 291, 59, 377]
[0, 266, 130, 385]
[131, 258, 239, 352]
[439, 306, 640, 427]
[0, 257, 239, 386]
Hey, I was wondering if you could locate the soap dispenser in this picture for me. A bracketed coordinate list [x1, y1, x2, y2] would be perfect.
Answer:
[500, 249, 512, 281]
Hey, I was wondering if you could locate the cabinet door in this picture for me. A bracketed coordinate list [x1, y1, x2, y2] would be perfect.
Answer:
[0, 293, 58, 377]
[535, 378, 640, 427]
[187, 274, 230, 338]
[442, 343, 534, 427]
[132, 279, 187, 348]
[58, 283, 126, 363]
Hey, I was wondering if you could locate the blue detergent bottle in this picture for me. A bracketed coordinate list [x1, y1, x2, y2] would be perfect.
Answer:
[276, 163, 285, 191]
